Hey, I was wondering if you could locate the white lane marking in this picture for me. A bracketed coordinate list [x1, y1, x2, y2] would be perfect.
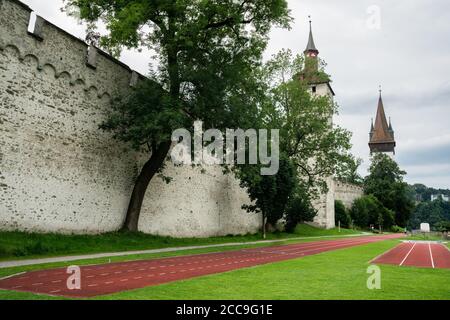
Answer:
[51, 280, 62, 283]
[49, 290, 61, 294]
[32, 283, 43, 286]
[87, 275, 94, 278]
[12, 285, 23, 289]
[159, 273, 166, 276]
[120, 279, 128, 282]
[88, 284, 98, 287]
[428, 243, 435, 269]
[105, 281, 114, 285]
[100, 273, 109, 276]
[133, 276, 142, 280]
[400, 242, 417, 266]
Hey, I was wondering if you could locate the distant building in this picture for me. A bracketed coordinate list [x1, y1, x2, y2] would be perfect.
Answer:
[431, 194, 449, 202]
[369, 91, 396, 155]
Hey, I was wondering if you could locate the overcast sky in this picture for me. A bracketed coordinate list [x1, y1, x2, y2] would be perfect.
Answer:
[21, 0, 450, 189]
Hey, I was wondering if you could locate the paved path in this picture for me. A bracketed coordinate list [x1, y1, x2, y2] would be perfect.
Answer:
[0, 234, 403, 298]
[371, 241, 450, 269]
[0, 233, 370, 269]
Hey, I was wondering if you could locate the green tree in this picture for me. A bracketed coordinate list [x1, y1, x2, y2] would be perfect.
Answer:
[334, 200, 351, 228]
[237, 155, 298, 238]
[350, 195, 394, 230]
[284, 185, 317, 233]
[64, 0, 291, 231]
[364, 153, 414, 227]
[350, 197, 370, 228]
[335, 155, 363, 185]
[235, 50, 352, 236]
[260, 50, 352, 197]
[408, 199, 449, 230]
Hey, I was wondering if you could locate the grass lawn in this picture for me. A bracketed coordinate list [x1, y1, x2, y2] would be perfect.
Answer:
[1, 238, 448, 300]
[99, 239, 449, 300]
[0, 224, 362, 261]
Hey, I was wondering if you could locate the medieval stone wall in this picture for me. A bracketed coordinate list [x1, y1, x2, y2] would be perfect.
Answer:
[334, 180, 364, 209]
[0, 0, 260, 237]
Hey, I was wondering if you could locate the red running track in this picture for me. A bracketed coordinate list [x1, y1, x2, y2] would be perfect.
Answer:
[0, 234, 403, 298]
[371, 241, 450, 269]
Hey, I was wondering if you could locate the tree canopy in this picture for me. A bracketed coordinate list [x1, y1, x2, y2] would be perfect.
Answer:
[364, 153, 414, 227]
[64, 0, 292, 231]
[235, 50, 353, 236]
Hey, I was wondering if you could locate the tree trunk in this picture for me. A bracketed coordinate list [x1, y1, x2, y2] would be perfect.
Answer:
[122, 141, 172, 232]
[262, 215, 266, 239]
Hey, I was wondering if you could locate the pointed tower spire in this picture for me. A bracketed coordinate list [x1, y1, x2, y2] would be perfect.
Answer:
[369, 88, 396, 154]
[304, 16, 319, 56]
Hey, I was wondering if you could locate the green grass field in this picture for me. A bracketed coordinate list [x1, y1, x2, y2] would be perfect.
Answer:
[0, 238, 448, 300]
[0, 224, 362, 261]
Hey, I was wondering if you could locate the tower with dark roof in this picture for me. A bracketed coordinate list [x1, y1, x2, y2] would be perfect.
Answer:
[300, 18, 335, 98]
[369, 90, 396, 155]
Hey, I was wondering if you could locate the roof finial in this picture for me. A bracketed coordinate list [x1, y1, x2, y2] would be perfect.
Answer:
[379, 85, 382, 96]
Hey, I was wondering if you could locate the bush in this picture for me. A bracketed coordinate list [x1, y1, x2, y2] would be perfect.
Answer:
[350, 195, 395, 230]
[285, 191, 317, 233]
[391, 225, 405, 233]
[350, 197, 370, 228]
[335, 200, 351, 228]
[436, 221, 450, 232]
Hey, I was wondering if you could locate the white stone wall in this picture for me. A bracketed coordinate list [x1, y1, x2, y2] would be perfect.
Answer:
[334, 180, 364, 209]
[307, 82, 336, 229]
[0, 0, 261, 237]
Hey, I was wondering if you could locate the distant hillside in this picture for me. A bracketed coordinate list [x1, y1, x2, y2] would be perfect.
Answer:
[409, 184, 450, 202]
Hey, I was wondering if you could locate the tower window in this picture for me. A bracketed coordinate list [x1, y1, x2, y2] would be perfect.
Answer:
[312, 86, 317, 93]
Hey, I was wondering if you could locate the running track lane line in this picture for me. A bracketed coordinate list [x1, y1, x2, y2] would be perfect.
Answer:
[428, 243, 435, 269]
[372, 242, 450, 269]
[399, 242, 416, 266]
[0, 234, 404, 298]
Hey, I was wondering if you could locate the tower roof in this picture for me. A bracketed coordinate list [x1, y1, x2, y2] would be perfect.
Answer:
[305, 19, 319, 54]
[370, 93, 395, 143]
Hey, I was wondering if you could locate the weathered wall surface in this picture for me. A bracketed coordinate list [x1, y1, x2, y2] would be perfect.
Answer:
[334, 180, 364, 209]
[307, 83, 336, 229]
[0, 0, 260, 237]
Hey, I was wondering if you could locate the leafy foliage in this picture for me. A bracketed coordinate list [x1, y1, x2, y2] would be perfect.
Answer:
[259, 50, 352, 197]
[64, 0, 292, 230]
[409, 183, 450, 202]
[284, 186, 317, 232]
[334, 200, 351, 228]
[335, 155, 363, 185]
[238, 155, 298, 231]
[408, 199, 450, 231]
[235, 50, 352, 235]
[350, 195, 395, 230]
[364, 153, 414, 227]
